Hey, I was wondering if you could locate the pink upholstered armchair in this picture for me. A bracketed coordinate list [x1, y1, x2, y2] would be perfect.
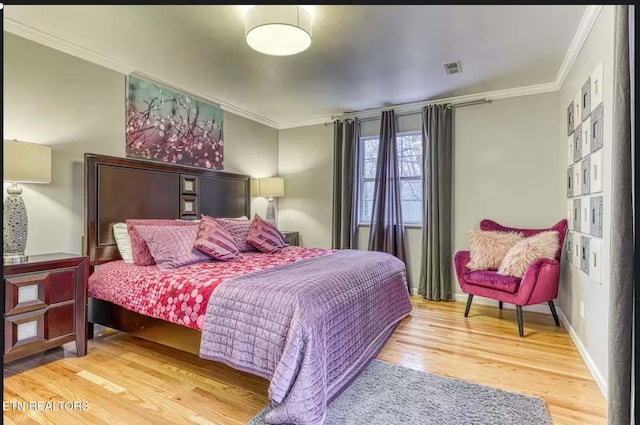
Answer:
[454, 219, 568, 337]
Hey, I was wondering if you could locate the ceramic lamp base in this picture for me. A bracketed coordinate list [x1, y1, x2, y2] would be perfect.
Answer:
[3, 184, 28, 259]
[265, 197, 276, 222]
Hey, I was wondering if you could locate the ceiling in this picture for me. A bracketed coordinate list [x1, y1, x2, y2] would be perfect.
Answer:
[4, 5, 588, 128]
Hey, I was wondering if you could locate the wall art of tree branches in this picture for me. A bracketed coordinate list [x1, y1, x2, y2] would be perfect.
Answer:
[126, 75, 224, 169]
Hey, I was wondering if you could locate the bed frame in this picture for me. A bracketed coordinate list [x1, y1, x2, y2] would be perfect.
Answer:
[84, 153, 251, 354]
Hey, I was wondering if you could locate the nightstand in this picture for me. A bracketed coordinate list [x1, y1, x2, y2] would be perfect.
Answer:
[282, 231, 300, 246]
[3, 253, 89, 363]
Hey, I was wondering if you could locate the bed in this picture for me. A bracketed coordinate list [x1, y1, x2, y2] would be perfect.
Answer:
[84, 154, 412, 425]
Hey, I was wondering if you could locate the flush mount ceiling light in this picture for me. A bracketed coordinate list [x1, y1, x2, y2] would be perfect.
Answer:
[245, 5, 312, 56]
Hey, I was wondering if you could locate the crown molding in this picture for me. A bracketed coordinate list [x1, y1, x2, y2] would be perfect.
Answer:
[3, 18, 134, 74]
[4, 5, 601, 130]
[3, 18, 281, 130]
[220, 105, 279, 129]
[278, 116, 334, 130]
[554, 5, 603, 90]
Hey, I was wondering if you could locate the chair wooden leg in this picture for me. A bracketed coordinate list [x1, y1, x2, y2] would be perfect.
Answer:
[516, 306, 524, 337]
[499, 301, 503, 310]
[548, 301, 560, 326]
[464, 294, 473, 317]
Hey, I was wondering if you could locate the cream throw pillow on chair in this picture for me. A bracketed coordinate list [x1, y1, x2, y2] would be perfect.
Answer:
[466, 230, 524, 271]
[498, 231, 560, 277]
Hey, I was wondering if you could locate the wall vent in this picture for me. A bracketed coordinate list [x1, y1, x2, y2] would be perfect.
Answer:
[443, 60, 462, 75]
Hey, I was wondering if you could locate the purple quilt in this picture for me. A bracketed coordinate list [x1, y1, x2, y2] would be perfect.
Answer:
[199, 249, 412, 425]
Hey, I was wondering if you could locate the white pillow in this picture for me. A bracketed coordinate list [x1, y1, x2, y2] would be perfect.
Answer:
[112, 223, 133, 263]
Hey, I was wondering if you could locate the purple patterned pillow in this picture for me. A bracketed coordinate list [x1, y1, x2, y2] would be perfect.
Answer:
[246, 214, 286, 253]
[135, 225, 209, 270]
[214, 217, 257, 253]
[194, 216, 240, 261]
[127, 219, 199, 266]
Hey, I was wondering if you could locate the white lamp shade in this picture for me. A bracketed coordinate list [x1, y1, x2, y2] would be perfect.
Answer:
[3, 140, 52, 184]
[245, 6, 312, 56]
[258, 177, 285, 197]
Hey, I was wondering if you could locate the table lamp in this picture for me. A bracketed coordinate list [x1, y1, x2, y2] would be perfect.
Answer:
[258, 177, 284, 222]
[3, 140, 52, 263]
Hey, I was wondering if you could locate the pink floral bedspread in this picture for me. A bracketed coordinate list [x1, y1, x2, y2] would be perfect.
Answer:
[88, 246, 333, 330]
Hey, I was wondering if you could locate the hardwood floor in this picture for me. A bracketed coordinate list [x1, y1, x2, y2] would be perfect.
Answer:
[3, 297, 606, 425]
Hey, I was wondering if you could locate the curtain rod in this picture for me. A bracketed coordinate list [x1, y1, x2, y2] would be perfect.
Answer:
[331, 98, 491, 123]
[448, 98, 492, 109]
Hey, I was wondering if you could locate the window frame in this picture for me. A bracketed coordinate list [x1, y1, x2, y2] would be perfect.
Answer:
[358, 130, 424, 226]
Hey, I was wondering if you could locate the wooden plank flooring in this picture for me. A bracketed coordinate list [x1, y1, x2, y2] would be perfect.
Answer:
[3, 297, 606, 424]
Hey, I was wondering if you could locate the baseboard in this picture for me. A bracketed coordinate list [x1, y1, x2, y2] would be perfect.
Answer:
[452, 293, 551, 314]
[557, 308, 608, 399]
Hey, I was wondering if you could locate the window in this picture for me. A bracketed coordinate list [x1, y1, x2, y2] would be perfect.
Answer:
[359, 131, 423, 224]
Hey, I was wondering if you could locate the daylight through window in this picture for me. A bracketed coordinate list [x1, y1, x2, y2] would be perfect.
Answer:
[359, 131, 423, 224]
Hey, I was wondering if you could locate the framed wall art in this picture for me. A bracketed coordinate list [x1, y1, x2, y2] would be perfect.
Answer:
[126, 75, 224, 170]
[565, 61, 605, 283]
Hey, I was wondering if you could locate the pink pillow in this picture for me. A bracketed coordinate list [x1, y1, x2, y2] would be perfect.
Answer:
[246, 214, 286, 253]
[194, 216, 240, 261]
[466, 230, 524, 271]
[498, 231, 560, 277]
[126, 219, 198, 266]
[134, 225, 209, 270]
[214, 217, 257, 253]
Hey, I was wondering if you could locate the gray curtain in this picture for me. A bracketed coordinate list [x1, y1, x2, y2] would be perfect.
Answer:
[418, 104, 454, 301]
[607, 5, 634, 425]
[368, 110, 410, 291]
[332, 119, 360, 249]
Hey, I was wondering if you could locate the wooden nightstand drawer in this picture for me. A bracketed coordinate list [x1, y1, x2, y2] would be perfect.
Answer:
[45, 304, 75, 340]
[5, 309, 46, 353]
[5, 268, 76, 315]
[4, 303, 76, 360]
[3, 253, 89, 363]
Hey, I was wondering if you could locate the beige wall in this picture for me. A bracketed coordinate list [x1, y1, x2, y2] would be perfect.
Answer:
[3, 33, 125, 256]
[224, 113, 279, 217]
[278, 93, 561, 294]
[453, 92, 561, 296]
[277, 124, 334, 248]
[556, 6, 614, 395]
[3, 32, 278, 256]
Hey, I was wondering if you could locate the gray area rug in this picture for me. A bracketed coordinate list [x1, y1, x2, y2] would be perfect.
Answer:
[247, 360, 551, 425]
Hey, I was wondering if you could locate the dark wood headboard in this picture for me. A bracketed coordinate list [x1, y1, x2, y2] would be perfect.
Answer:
[84, 154, 250, 266]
